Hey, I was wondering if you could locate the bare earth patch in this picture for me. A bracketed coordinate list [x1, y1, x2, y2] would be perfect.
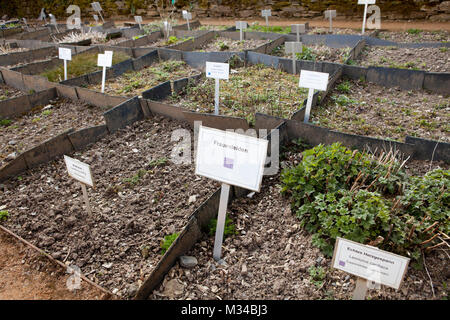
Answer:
[271, 44, 352, 64]
[311, 78, 450, 143]
[0, 230, 106, 300]
[357, 46, 450, 72]
[308, 27, 366, 35]
[378, 30, 449, 43]
[0, 116, 218, 298]
[0, 97, 106, 166]
[87, 60, 200, 97]
[198, 37, 270, 52]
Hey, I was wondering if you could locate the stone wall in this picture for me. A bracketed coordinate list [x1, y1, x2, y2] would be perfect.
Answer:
[1, 1, 449, 21]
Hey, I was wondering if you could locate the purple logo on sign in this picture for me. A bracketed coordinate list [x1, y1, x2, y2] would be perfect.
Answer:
[224, 157, 234, 169]
[339, 260, 345, 267]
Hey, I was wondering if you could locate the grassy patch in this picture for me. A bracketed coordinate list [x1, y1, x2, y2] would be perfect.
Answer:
[160, 233, 179, 255]
[41, 51, 131, 82]
[245, 23, 291, 34]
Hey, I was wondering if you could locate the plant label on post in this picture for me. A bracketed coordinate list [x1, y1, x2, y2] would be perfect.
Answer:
[134, 15, 143, 29]
[58, 47, 72, 81]
[38, 8, 47, 24]
[23, 18, 30, 32]
[163, 20, 172, 40]
[285, 41, 302, 75]
[291, 24, 305, 42]
[64, 155, 94, 215]
[49, 14, 59, 33]
[324, 10, 336, 33]
[299, 70, 329, 123]
[91, 2, 105, 23]
[261, 9, 271, 27]
[358, 0, 376, 35]
[332, 237, 410, 300]
[98, 51, 113, 93]
[182, 10, 192, 30]
[195, 126, 268, 261]
[235, 21, 248, 41]
[206, 61, 230, 115]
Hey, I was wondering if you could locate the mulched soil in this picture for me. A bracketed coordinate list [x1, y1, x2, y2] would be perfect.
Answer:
[0, 83, 24, 100]
[198, 37, 270, 52]
[163, 63, 309, 124]
[150, 147, 449, 300]
[0, 97, 106, 167]
[357, 46, 450, 73]
[378, 30, 449, 43]
[0, 116, 218, 298]
[196, 25, 229, 31]
[311, 78, 450, 143]
[308, 27, 370, 35]
[271, 43, 352, 64]
[87, 60, 200, 97]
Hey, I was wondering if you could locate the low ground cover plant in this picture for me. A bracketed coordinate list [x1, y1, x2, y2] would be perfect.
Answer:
[281, 142, 449, 261]
[165, 63, 308, 124]
[41, 51, 131, 82]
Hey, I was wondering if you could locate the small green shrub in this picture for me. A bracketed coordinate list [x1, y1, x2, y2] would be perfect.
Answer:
[295, 46, 317, 61]
[336, 81, 352, 94]
[123, 169, 147, 187]
[148, 157, 168, 168]
[167, 36, 179, 45]
[281, 143, 449, 259]
[0, 210, 9, 221]
[0, 118, 12, 127]
[161, 233, 179, 255]
[208, 217, 237, 238]
[407, 28, 422, 35]
[308, 266, 326, 287]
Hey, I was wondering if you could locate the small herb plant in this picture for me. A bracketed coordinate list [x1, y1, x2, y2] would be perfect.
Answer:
[208, 217, 237, 238]
[0, 210, 9, 221]
[161, 233, 179, 255]
[281, 143, 449, 260]
[308, 266, 326, 287]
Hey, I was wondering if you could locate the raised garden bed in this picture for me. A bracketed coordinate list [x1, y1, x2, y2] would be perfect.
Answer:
[357, 46, 449, 73]
[308, 27, 367, 35]
[41, 51, 131, 82]
[310, 78, 450, 143]
[198, 36, 270, 52]
[163, 63, 309, 124]
[0, 115, 218, 298]
[377, 30, 449, 43]
[86, 60, 200, 97]
[149, 140, 449, 300]
[271, 43, 352, 64]
[0, 97, 106, 167]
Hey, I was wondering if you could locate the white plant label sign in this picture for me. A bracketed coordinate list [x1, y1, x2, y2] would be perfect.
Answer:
[196, 126, 268, 192]
[332, 237, 410, 290]
[285, 41, 302, 75]
[235, 21, 247, 41]
[299, 70, 329, 123]
[134, 15, 143, 29]
[98, 51, 113, 93]
[206, 62, 229, 80]
[59, 47, 72, 61]
[64, 155, 94, 187]
[324, 9, 336, 32]
[261, 9, 271, 26]
[291, 24, 305, 42]
[206, 62, 229, 115]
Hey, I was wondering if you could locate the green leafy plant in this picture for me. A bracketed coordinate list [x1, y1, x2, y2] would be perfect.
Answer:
[407, 28, 422, 35]
[295, 45, 317, 61]
[166, 36, 179, 45]
[280, 143, 449, 260]
[160, 233, 179, 255]
[148, 157, 168, 169]
[0, 118, 12, 127]
[336, 81, 352, 94]
[0, 210, 9, 221]
[218, 41, 229, 51]
[123, 169, 147, 187]
[308, 266, 326, 287]
[208, 217, 237, 238]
